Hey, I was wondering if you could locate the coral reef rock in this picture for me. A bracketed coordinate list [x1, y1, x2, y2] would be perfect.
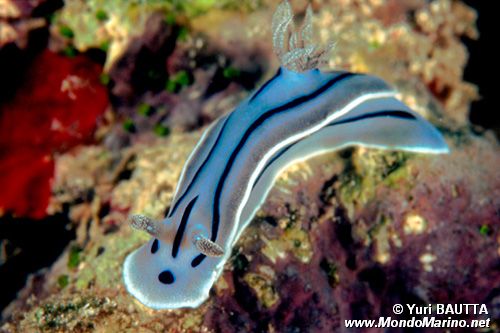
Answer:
[3, 128, 499, 333]
[2, 0, 498, 333]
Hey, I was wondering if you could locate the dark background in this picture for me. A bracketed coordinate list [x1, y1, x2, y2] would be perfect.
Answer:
[463, 0, 497, 137]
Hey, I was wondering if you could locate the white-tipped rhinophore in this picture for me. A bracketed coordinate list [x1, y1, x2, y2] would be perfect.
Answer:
[193, 235, 225, 257]
[130, 214, 161, 238]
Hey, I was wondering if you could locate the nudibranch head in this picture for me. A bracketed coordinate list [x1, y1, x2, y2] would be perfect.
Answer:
[123, 213, 225, 309]
[123, 239, 217, 309]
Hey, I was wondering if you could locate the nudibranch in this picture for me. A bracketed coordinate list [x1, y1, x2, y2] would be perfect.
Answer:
[123, 1, 449, 309]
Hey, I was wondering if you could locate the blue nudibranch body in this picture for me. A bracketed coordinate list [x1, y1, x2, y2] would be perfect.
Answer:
[123, 1, 449, 309]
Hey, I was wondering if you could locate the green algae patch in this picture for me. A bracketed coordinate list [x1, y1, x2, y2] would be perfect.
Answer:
[57, 275, 70, 289]
[243, 272, 279, 308]
[28, 296, 116, 332]
[166, 70, 192, 93]
[137, 103, 154, 117]
[68, 246, 83, 269]
[99, 73, 110, 85]
[223, 66, 241, 79]
[95, 9, 109, 22]
[59, 25, 75, 39]
[479, 224, 492, 237]
[338, 149, 413, 218]
[52, 0, 261, 70]
[75, 230, 148, 291]
[153, 123, 170, 137]
[122, 118, 136, 133]
[261, 226, 313, 264]
[181, 310, 204, 332]
[52, 0, 174, 69]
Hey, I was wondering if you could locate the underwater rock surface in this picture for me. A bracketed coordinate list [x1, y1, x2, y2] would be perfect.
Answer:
[3, 129, 499, 333]
[1, 0, 498, 332]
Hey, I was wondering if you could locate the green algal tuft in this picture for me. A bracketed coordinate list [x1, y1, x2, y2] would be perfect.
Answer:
[165, 12, 176, 25]
[99, 40, 110, 52]
[137, 103, 154, 116]
[62, 45, 77, 57]
[123, 118, 136, 133]
[153, 124, 170, 137]
[58, 275, 69, 289]
[59, 25, 75, 39]
[95, 9, 109, 22]
[223, 66, 241, 79]
[68, 246, 82, 269]
[99, 73, 110, 86]
[166, 70, 192, 93]
[178, 26, 189, 41]
[479, 224, 491, 236]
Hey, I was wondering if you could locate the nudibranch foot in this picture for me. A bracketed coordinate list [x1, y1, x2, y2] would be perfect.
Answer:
[272, 0, 334, 72]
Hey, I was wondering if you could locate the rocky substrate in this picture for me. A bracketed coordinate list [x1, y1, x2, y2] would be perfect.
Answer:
[2, 0, 498, 332]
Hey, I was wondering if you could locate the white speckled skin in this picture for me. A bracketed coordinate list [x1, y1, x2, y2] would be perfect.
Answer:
[123, 1, 449, 310]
